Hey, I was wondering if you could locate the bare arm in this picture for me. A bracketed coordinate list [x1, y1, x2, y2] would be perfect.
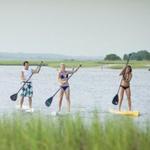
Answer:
[20, 71, 25, 81]
[119, 66, 127, 76]
[32, 66, 42, 74]
[66, 68, 76, 74]
[67, 71, 74, 74]
[126, 73, 132, 82]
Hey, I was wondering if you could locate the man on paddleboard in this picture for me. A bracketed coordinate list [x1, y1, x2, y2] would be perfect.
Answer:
[20, 61, 41, 110]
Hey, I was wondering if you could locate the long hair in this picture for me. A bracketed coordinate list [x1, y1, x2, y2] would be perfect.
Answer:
[123, 65, 132, 79]
[126, 65, 132, 73]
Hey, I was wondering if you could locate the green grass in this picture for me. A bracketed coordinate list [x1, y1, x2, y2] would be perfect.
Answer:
[46, 60, 103, 68]
[0, 60, 150, 69]
[107, 60, 150, 69]
[0, 60, 41, 66]
[0, 114, 150, 150]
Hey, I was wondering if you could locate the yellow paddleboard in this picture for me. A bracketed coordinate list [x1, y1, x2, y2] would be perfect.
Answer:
[109, 109, 140, 117]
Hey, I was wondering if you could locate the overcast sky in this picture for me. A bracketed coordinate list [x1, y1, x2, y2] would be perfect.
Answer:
[0, 0, 150, 56]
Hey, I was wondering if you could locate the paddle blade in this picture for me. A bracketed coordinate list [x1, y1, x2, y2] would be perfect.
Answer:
[10, 93, 18, 101]
[45, 97, 53, 107]
[112, 94, 119, 105]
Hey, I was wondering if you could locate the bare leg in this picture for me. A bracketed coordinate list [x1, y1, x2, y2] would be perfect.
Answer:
[20, 96, 24, 109]
[58, 90, 64, 112]
[65, 88, 71, 112]
[126, 88, 132, 111]
[119, 87, 124, 111]
[29, 97, 32, 109]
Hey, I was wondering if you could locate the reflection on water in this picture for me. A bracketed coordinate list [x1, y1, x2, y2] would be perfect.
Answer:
[0, 66, 150, 122]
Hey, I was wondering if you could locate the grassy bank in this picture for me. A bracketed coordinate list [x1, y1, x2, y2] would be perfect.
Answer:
[0, 60, 150, 69]
[0, 114, 150, 150]
[0, 60, 100, 68]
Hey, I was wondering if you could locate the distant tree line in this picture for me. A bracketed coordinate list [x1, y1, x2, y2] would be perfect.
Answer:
[123, 50, 150, 60]
[104, 50, 150, 61]
[104, 54, 121, 61]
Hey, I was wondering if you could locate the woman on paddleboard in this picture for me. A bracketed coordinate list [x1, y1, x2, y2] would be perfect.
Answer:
[57, 63, 76, 112]
[20, 61, 41, 110]
[119, 65, 132, 111]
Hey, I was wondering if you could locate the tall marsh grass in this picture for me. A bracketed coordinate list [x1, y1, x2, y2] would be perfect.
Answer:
[0, 114, 149, 150]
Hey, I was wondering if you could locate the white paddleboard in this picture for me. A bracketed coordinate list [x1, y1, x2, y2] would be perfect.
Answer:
[25, 108, 34, 113]
[16, 105, 34, 113]
[50, 111, 71, 116]
[51, 111, 58, 116]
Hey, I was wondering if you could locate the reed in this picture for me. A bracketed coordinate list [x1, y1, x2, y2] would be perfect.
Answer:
[0, 114, 149, 150]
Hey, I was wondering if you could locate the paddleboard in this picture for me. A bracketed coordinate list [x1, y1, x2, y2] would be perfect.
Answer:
[16, 105, 34, 113]
[109, 109, 140, 117]
[50, 111, 71, 116]
[51, 111, 58, 116]
[25, 108, 34, 113]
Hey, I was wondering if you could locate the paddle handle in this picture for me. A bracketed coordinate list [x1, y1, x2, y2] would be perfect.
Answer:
[17, 61, 43, 94]
[51, 64, 82, 98]
[68, 64, 82, 80]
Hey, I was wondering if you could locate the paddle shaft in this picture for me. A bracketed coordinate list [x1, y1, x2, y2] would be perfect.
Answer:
[51, 65, 82, 98]
[116, 55, 131, 94]
[16, 61, 43, 94]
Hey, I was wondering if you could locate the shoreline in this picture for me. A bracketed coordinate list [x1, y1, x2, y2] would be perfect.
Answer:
[0, 60, 150, 69]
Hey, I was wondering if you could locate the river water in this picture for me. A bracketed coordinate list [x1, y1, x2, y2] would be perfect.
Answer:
[0, 66, 150, 123]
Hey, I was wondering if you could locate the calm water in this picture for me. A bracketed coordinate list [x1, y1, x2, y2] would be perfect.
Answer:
[0, 66, 150, 122]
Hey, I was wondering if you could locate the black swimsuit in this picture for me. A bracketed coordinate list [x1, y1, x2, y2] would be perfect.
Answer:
[120, 77, 130, 90]
[120, 85, 130, 90]
[61, 86, 69, 91]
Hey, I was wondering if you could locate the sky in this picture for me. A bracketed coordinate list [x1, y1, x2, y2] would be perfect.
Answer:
[0, 0, 150, 57]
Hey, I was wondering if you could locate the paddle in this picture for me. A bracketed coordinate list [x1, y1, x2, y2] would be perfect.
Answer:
[45, 64, 82, 107]
[112, 54, 131, 105]
[10, 61, 43, 101]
